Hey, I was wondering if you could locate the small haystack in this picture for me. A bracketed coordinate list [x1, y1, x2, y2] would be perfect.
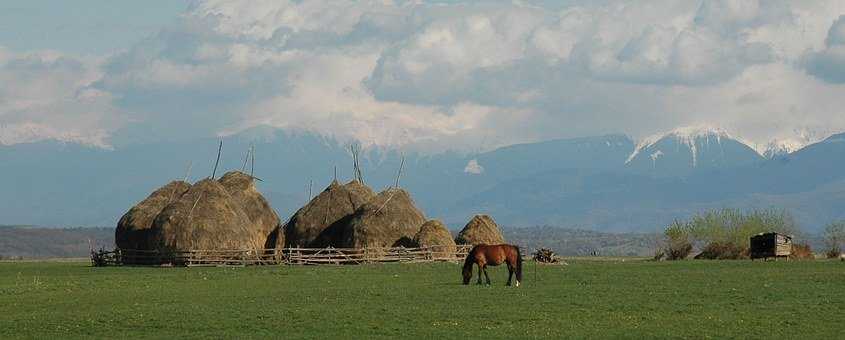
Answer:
[285, 180, 375, 248]
[218, 171, 281, 249]
[413, 220, 457, 260]
[115, 181, 191, 251]
[455, 214, 505, 245]
[339, 188, 426, 249]
[150, 179, 258, 253]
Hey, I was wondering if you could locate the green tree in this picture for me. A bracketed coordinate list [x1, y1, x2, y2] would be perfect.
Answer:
[686, 208, 797, 247]
[667, 208, 801, 259]
[823, 221, 845, 258]
[664, 220, 692, 260]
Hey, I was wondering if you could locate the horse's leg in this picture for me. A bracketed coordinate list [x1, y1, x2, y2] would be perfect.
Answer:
[483, 265, 491, 285]
[476, 263, 483, 285]
[506, 262, 514, 286]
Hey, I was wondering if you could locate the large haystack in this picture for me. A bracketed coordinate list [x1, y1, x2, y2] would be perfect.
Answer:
[150, 179, 259, 252]
[413, 220, 457, 260]
[455, 215, 505, 245]
[339, 188, 426, 248]
[218, 171, 281, 249]
[285, 180, 375, 248]
[115, 181, 191, 251]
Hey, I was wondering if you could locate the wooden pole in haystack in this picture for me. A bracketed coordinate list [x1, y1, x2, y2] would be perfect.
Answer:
[350, 145, 356, 181]
[373, 192, 396, 215]
[394, 154, 405, 189]
[241, 146, 251, 172]
[350, 144, 365, 184]
[187, 193, 204, 226]
[183, 161, 193, 182]
[211, 139, 223, 180]
[250, 143, 255, 178]
[308, 179, 313, 201]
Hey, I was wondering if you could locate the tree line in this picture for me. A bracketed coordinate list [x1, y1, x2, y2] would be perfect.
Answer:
[660, 208, 845, 260]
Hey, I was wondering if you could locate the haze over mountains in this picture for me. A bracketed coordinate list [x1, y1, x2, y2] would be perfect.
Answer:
[1, 126, 843, 233]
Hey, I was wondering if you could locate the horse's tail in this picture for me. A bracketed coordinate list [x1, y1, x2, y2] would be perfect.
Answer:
[515, 245, 523, 283]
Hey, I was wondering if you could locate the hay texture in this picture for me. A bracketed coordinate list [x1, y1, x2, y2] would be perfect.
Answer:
[455, 215, 505, 245]
[285, 180, 375, 248]
[218, 171, 281, 249]
[413, 220, 457, 260]
[150, 179, 259, 252]
[339, 188, 426, 249]
[115, 181, 190, 251]
[266, 225, 285, 250]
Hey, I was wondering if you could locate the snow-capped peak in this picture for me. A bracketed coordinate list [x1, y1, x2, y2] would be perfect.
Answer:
[755, 128, 835, 158]
[759, 139, 804, 159]
[626, 126, 735, 167]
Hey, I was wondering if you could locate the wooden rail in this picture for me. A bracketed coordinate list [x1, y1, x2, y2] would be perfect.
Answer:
[92, 245, 474, 267]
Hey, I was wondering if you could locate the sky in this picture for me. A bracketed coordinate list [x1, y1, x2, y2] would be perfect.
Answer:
[1, 0, 845, 154]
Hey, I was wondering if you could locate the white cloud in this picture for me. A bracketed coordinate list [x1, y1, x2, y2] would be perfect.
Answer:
[3, 0, 845, 153]
[0, 49, 119, 147]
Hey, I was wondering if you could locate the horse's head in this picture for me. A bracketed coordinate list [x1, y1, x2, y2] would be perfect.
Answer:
[462, 246, 478, 285]
[462, 265, 472, 285]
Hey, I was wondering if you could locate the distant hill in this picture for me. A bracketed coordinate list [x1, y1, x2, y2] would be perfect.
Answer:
[503, 226, 658, 257]
[0, 225, 656, 258]
[0, 226, 113, 259]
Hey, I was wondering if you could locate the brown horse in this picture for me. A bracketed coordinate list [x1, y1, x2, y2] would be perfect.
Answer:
[462, 244, 522, 286]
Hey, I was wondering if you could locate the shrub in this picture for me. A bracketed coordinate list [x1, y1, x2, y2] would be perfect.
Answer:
[702, 208, 796, 246]
[664, 220, 693, 260]
[694, 242, 747, 260]
[687, 208, 798, 249]
[823, 221, 845, 259]
[667, 242, 693, 260]
[652, 249, 665, 261]
[664, 208, 803, 260]
[790, 243, 814, 260]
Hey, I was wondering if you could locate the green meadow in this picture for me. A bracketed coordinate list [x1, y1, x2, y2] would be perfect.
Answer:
[1, 259, 842, 339]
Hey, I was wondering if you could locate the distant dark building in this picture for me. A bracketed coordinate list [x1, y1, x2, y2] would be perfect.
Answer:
[750, 233, 792, 260]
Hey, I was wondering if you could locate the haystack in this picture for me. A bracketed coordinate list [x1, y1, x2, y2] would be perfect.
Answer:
[339, 188, 426, 249]
[455, 215, 505, 245]
[115, 181, 191, 251]
[150, 179, 258, 253]
[266, 225, 285, 249]
[218, 171, 281, 249]
[285, 179, 375, 248]
[413, 220, 457, 260]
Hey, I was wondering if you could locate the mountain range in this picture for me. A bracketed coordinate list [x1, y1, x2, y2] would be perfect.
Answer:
[1, 126, 843, 233]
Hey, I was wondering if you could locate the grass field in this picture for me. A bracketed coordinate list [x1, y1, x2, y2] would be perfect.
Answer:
[1, 259, 842, 339]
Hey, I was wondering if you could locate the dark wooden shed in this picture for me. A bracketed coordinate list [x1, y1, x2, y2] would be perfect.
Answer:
[750, 232, 792, 260]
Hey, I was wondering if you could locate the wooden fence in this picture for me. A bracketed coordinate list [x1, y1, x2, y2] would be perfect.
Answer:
[92, 245, 474, 267]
